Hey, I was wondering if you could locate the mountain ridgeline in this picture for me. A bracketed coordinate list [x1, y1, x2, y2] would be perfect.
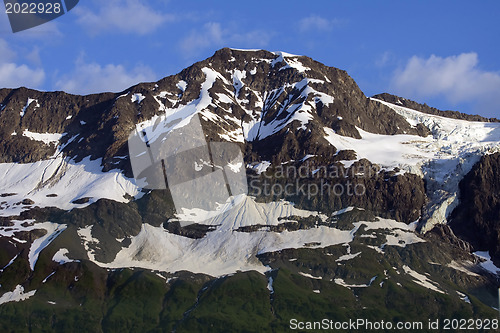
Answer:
[1, 49, 429, 220]
[0, 48, 499, 332]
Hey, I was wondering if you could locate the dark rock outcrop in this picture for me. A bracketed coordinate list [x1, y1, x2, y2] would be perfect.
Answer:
[163, 221, 216, 239]
[449, 152, 500, 266]
[249, 157, 425, 223]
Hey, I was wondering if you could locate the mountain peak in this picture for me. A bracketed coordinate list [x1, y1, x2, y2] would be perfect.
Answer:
[0, 49, 427, 170]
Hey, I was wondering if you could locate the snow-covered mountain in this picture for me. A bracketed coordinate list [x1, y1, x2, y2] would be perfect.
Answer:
[0, 48, 499, 331]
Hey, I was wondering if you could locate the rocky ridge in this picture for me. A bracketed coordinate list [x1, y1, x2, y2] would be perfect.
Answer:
[373, 92, 500, 123]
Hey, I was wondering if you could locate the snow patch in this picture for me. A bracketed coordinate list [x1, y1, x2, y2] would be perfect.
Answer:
[231, 48, 262, 52]
[474, 251, 500, 275]
[134, 67, 225, 145]
[334, 278, 371, 288]
[216, 93, 233, 104]
[248, 161, 271, 174]
[300, 154, 315, 162]
[52, 248, 78, 265]
[324, 126, 434, 173]
[0, 285, 36, 305]
[232, 70, 246, 98]
[0, 254, 18, 272]
[78, 225, 100, 262]
[402, 265, 444, 294]
[29, 222, 67, 270]
[336, 251, 361, 262]
[0, 155, 141, 216]
[84, 196, 355, 277]
[42, 271, 55, 283]
[131, 93, 145, 104]
[299, 272, 322, 280]
[227, 161, 243, 173]
[229, 48, 263, 52]
[456, 291, 471, 304]
[353, 219, 424, 250]
[22, 129, 66, 145]
[177, 80, 187, 92]
[157, 91, 169, 98]
[20, 98, 39, 117]
[219, 128, 245, 143]
[267, 276, 274, 293]
[271, 52, 310, 72]
[447, 261, 479, 277]
[332, 207, 355, 216]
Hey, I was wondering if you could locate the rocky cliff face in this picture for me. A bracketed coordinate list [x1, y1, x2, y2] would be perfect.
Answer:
[450, 152, 500, 266]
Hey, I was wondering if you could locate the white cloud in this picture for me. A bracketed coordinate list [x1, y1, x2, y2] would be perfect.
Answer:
[180, 22, 271, 57]
[75, 0, 173, 35]
[391, 53, 500, 114]
[299, 15, 339, 32]
[54, 55, 157, 95]
[0, 39, 45, 89]
[0, 63, 45, 88]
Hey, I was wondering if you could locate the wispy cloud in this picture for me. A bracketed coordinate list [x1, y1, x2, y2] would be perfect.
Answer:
[25, 47, 42, 66]
[375, 51, 395, 68]
[179, 22, 272, 57]
[75, 0, 174, 35]
[0, 39, 45, 89]
[54, 54, 156, 95]
[391, 53, 500, 115]
[0, 39, 15, 62]
[299, 15, 340, 32]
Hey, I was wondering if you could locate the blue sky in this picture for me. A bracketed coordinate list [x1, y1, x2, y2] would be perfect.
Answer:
[0, 0, 499, 117]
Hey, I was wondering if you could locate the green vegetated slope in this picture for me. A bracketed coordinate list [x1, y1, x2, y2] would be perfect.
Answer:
[0, 244, 497, 333]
